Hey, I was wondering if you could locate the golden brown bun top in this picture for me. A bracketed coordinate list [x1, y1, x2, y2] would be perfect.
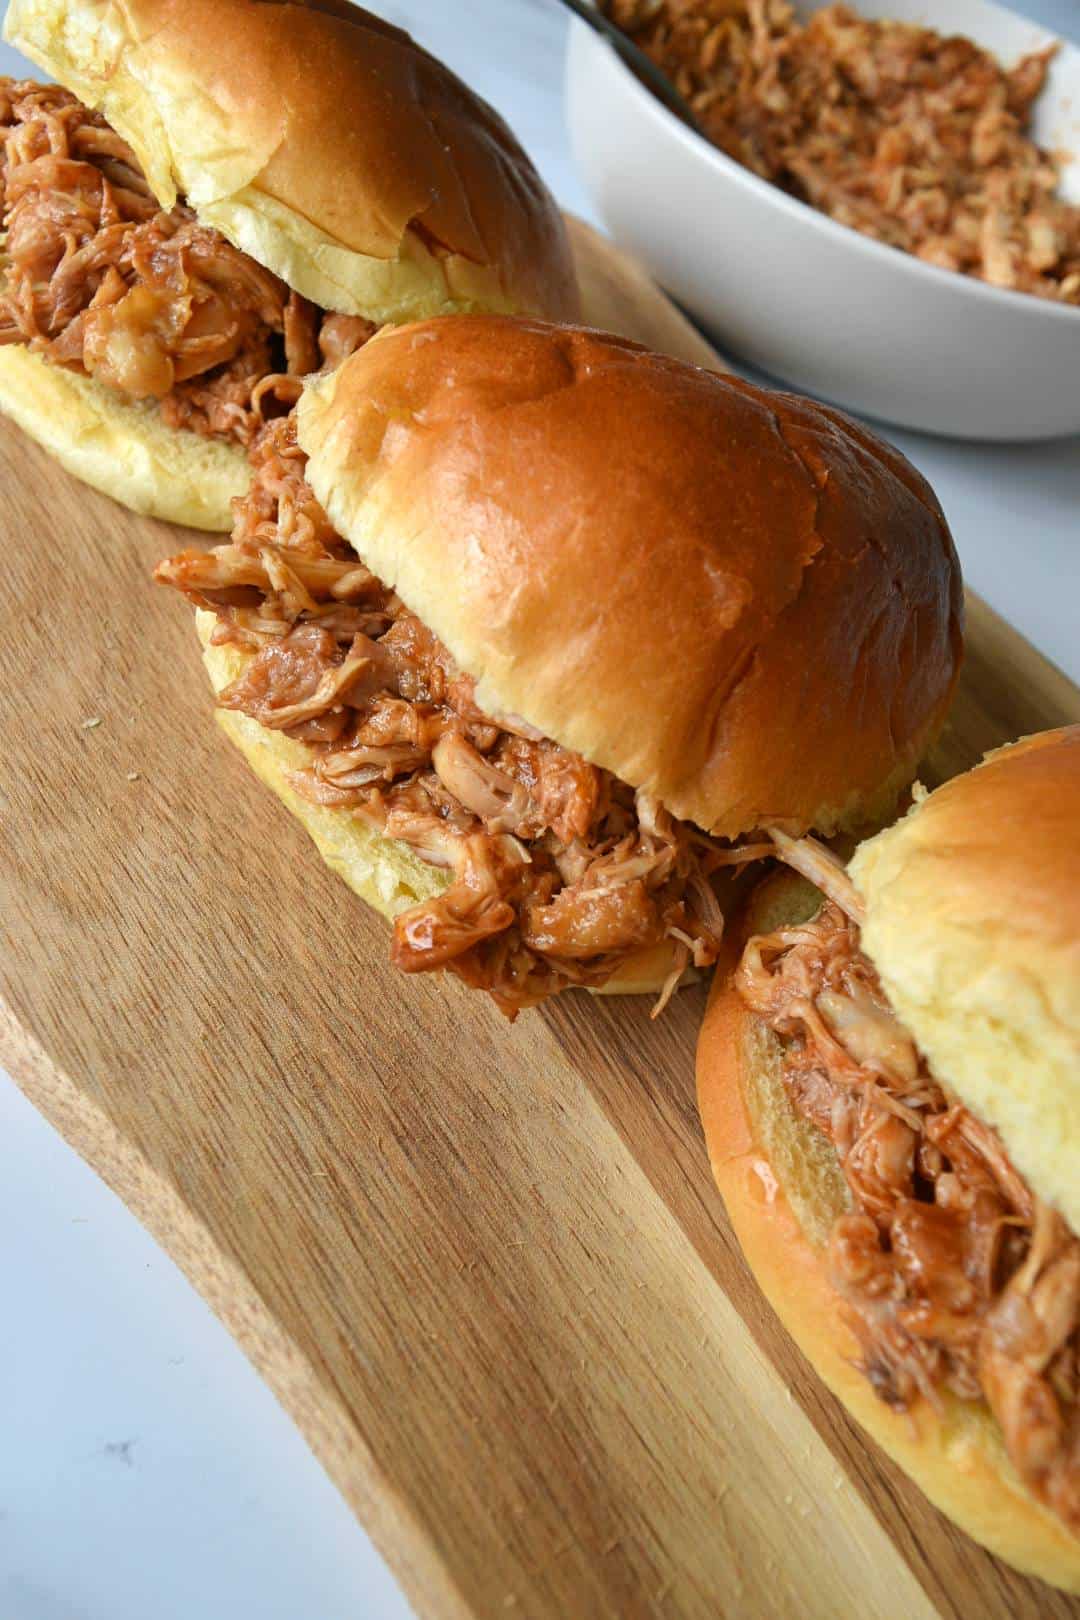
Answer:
[5, 0, 579, 324]
[298, 316, 963, 838]
[850, 726, 1080, 1233]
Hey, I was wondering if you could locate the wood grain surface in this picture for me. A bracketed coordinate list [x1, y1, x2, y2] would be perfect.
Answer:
[1, 217, 1077, 1620]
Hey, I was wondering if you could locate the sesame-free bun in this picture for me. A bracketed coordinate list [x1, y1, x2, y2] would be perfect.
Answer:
[194, 612, 685, 1000]
[5, 0, 579, 326]
[297, 316, 963, 840]
[696, 873, 1080, 1592]
[2, 0, 577, 528]
[0, 346, 247, 530]
[850, 727, 1080, 1234]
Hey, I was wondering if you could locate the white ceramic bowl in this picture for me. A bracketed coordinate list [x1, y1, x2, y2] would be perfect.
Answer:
[566, 0, 1080, 440]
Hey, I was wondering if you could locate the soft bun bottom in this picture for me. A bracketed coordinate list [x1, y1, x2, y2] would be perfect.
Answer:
[696, 875, 1080, 1593]
[0, 346, 247, 531]
[196, 612, 692, 999]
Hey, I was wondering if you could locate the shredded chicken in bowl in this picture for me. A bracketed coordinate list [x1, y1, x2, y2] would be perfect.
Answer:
[737, 881, 1080, 1531]
[602, 0, 1080, 304]
[156, 413, 738, 1016]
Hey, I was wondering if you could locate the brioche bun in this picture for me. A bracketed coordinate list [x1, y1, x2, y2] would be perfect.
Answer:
[5, 0, 578, 325]
[195, 613, 687, 999]
[3, 0, 578, 527]
[850, 727, 1080, 1233]
[297, 316, 963, 839]
[698, 870, 1080, 1591]
[697, 729, 1080, 1589]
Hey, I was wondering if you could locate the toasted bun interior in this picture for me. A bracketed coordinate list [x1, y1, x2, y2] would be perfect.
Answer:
[194, 612, 686, 999]
[0, 347, 246, 530]
[5, 0, 579, 325]
[696, 875, 1080, 1592]
[850, 728, 1080, 1233]
[298, 317, 963, 840]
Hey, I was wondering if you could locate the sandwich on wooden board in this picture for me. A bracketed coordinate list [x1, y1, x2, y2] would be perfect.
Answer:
[698, 726, 1080, 1590]
[0, 0, 578, 529]
[156, 314, 963, 1015]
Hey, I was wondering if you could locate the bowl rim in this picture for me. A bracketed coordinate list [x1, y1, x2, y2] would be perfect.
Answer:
[568, 13, 1080, 327]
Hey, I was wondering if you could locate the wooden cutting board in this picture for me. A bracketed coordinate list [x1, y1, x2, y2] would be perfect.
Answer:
[1, 217, 1078, 1620]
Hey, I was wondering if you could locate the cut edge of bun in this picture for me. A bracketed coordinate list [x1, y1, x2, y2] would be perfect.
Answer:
[849, 728, 1080, 1235]
[0, 346, 246, 530]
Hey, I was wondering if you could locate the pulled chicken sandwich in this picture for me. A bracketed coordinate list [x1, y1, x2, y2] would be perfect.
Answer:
[156, 315, 963, 1015]
[0, 0, 578, 528]
[698, 727, 1080, 1588]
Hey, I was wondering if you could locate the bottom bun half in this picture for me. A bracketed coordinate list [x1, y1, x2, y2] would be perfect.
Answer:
[196, 612, 689, 998]
[0, 346, 247, 531]
[696, 876, 1080, 1593]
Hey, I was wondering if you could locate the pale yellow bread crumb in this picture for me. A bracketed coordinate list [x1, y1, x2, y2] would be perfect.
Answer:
[0, 347, 246, 530]
[850, 727, 1080, 1234]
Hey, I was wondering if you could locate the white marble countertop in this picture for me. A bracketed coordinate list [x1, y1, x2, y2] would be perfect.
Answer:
[1, 3, 1077, 1617]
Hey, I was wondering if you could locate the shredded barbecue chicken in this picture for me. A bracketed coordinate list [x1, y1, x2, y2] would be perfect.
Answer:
[603, 0, 1080, 304]
[156, 416, 728, 1015]
[0, 81, 372, 444]
[737, 886, 1079, 1531]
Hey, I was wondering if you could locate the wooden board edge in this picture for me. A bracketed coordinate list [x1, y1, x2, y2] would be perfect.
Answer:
[565, 213, 733, 373]
[963, 592, 1080, 723]
[0, 998, 469, 1620]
